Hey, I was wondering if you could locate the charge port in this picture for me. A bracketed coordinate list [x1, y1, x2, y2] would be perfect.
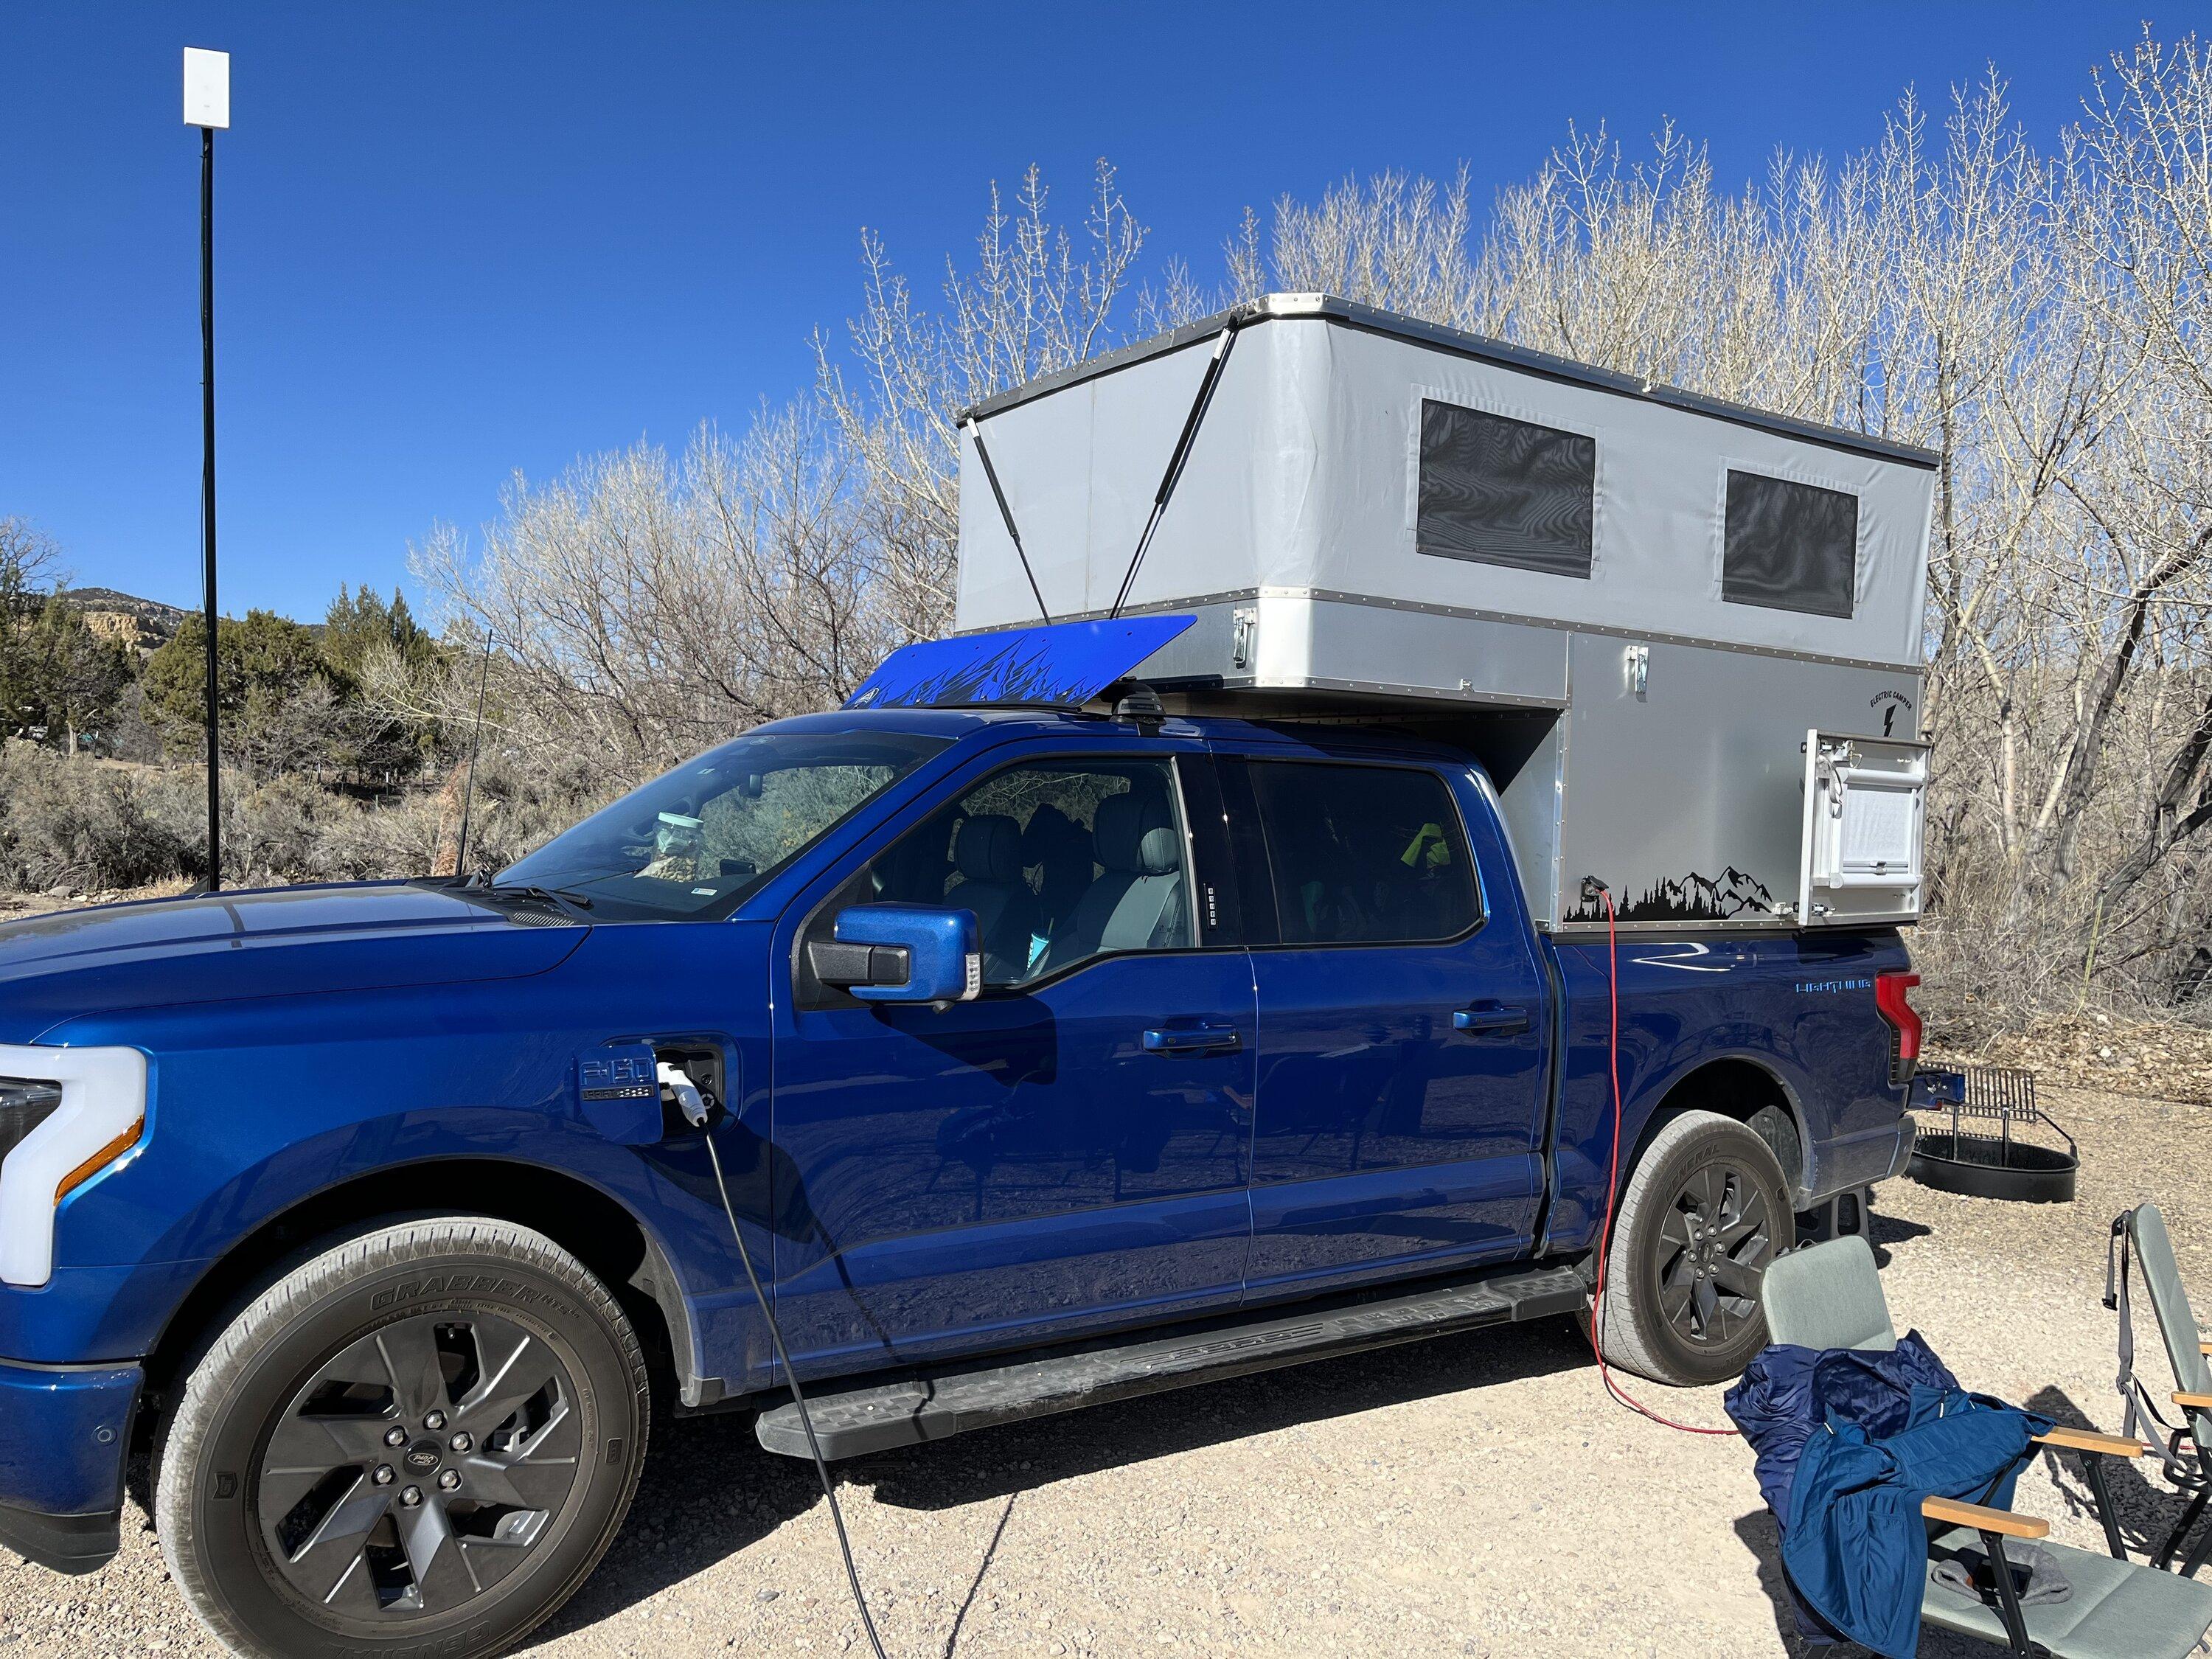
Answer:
[654, 1044, 726, 1133]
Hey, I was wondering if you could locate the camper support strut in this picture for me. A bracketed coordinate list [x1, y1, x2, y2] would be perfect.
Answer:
[1109, 317, 1242, 619]
[963, 416, 1052, 625]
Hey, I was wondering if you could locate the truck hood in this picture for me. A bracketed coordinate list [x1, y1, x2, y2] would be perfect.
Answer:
[0, 882, 587, 1042]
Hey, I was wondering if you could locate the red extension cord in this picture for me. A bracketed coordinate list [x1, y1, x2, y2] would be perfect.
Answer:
[1585, 885, 1741, 1437]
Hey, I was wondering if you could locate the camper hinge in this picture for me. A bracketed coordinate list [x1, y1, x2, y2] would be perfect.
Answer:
[1231, 606, 1256, 669]
[1624, 643, 1649, 699]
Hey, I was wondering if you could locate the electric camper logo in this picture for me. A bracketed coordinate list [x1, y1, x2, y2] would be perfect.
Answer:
[1871, 689, 1913, 737]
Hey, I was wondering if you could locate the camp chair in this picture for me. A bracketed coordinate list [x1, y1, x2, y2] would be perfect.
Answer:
[1763, 1235, 2212, 1658]
[2107, 1203, 2212, 1576]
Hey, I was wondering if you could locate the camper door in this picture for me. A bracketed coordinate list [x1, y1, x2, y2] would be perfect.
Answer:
[1798, 730, 1928, 927]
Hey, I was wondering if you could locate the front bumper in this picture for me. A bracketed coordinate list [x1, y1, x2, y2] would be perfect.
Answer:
[0, 1356, 141, 1574]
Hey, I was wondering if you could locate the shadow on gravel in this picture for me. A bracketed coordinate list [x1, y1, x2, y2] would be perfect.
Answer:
[534, 1313, 1594, 1638]
[1732, 1509, 1986, 1658]
[2025, 1381, 2200, 1561]
[530, 1410, 823, 1642]
[855, 1313, 1594, 1513]
[1865, 1207, 1935, 1268]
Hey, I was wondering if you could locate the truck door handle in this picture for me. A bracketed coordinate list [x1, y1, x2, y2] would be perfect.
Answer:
[1453, 1003, 1532, 1037]
[1142, 1023, 1242, 1056]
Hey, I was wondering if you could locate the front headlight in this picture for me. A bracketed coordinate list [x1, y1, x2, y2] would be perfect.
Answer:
[0, 1046, 147, 1288]
[0, 1078, 66, 1164]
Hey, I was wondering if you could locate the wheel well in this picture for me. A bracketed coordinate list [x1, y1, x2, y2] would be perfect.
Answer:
[1626, 1059, 1804, 1197]
[139, 1161, 688, 1450]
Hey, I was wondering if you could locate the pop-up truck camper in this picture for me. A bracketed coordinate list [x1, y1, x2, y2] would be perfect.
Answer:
[952, 291, 1935, 935]
[0, 296, 1938, 1659]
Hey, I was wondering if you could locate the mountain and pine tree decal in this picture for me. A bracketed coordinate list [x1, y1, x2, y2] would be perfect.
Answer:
[1565, 866, 1781, 922]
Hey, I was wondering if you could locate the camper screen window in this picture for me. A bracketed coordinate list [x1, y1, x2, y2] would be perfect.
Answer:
[1416, 400, 1594, 579]
[1722, 470, 1858, 619]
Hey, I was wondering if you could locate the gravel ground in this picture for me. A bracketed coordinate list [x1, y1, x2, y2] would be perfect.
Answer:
[7, 1084, 2205, 1658]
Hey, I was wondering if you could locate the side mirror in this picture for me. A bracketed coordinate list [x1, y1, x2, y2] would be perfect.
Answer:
[810, 905, 981, 1005]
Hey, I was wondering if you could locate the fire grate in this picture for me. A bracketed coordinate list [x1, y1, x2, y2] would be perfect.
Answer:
[1907, 1064, 2079, 1203]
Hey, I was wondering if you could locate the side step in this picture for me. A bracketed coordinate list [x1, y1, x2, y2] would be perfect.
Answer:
[754, 1261, 1588, 1461]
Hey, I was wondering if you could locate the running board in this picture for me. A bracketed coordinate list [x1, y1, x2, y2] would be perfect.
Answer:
[754, 1262, 1588, 1461]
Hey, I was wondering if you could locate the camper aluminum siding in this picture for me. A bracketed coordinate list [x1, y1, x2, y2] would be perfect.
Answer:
[952, 294, 1937, 930]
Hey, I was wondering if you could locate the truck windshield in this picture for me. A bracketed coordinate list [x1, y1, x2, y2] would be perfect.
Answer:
[490, 730, 949, 921]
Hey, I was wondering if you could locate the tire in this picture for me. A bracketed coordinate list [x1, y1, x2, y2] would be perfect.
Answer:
[1590, 1110, 1791, 1387]
[154, 1217, 649, 1659]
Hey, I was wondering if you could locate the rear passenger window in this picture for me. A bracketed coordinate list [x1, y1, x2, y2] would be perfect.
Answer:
[858, 758, 1194, 987]
[1248, 762, 1479, 945]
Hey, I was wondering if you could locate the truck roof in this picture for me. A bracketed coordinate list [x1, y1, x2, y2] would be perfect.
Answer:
[771, 701, 1486, 767]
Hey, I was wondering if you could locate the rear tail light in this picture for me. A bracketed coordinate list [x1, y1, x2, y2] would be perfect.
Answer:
[1874, 971, 1922, 1085]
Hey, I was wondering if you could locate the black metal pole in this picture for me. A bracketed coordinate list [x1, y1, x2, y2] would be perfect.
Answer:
[199, 125, 220, 891]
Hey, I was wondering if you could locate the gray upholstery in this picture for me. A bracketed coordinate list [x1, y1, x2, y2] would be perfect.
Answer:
[1760, 1234, 1899, 1352]
[1039, 795, 1187, 973]
[1093, 793, 1180, 877]
[1924, 1528, 2212, 1659]
[948, 814, 1037, 984]
[2130, 1204, 2212, 1441]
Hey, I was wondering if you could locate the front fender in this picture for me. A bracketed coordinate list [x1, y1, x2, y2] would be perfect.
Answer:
[3, 926, 779, 1382]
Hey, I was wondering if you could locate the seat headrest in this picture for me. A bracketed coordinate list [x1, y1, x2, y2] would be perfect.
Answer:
[1021, 803, 1085, 860]
[1095, 794, 1180, 876]
[954, 814, 1023, 883]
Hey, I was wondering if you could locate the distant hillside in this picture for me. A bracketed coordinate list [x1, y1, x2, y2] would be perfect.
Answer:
[63, 588, 190, 653]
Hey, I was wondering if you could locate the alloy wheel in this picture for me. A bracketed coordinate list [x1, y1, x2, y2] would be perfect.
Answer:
[255, 1312, 582, 1618]
[1654, 1161, 1775, 1348]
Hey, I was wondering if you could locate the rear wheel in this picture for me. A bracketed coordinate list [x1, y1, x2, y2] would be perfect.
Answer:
[1590, 1110, 1790, 1385]
[155, 1217, 648, 1659]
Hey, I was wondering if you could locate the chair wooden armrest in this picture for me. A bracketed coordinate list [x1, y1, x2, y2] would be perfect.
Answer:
[2034, 1426, 2157, 1457]
[2200, 1341, 2211, 1357]
[1923, 1495, 2050, 1538]
[2176, 1391, 2212, 1411]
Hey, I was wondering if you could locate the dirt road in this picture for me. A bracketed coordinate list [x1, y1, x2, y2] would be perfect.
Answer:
[7, 1085, 2203, 1657]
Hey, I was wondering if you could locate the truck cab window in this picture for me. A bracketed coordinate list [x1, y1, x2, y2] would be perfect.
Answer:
[1248, 761, 1479, 945]
[852, 757, 1195, 987]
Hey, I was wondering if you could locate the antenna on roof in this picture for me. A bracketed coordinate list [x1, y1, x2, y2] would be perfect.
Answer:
[451, 625, 495, 880]
[1109, 316, 1242, 619]
[963, 417, 1051, 625]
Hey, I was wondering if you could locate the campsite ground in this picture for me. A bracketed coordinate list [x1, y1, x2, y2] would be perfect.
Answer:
[6, 1084, 2204, 1658]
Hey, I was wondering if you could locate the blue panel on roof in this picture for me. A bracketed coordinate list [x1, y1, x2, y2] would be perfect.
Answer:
[844, 616, 1196, 711]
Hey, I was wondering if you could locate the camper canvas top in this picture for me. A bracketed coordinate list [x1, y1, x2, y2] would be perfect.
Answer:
[952, 292, 1935, 675]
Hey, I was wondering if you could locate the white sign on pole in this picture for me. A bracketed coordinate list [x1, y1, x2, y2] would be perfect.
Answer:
[183, 48, 230, 129]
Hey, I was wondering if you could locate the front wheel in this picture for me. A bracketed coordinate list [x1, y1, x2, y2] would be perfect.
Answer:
[155, 1217, 649, 1659]
[1589, 1110, 1791, 1386]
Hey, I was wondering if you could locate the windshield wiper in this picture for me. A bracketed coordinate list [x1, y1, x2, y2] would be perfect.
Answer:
[479, 882, 594, 911]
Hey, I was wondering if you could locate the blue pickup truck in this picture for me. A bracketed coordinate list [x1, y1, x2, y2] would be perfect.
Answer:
[0, 622, 1918, 1658]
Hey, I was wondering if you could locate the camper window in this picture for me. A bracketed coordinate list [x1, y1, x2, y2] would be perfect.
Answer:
[1415, 400, 1595, 580]
[1722, 469, 1858, 619]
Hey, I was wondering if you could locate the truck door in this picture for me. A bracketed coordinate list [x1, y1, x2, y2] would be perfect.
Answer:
[768, 741, 1256, 1377]
[1219, 748, 1550, 1301]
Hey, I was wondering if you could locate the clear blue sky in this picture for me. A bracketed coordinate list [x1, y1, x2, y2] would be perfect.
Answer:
[1, 1, 2170, 621]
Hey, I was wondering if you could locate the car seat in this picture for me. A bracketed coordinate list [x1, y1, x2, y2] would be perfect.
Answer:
[947, 814, 1037, 983]
[1039, 794, 1185, 973]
